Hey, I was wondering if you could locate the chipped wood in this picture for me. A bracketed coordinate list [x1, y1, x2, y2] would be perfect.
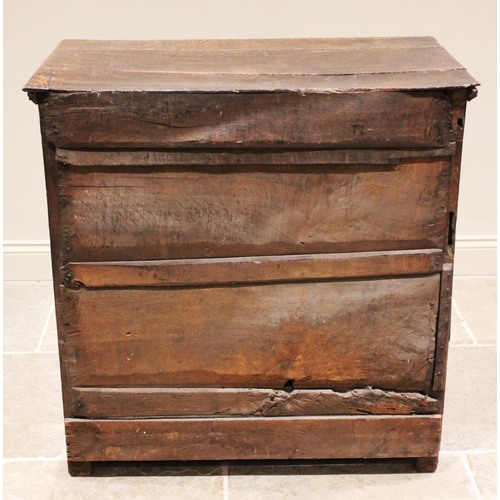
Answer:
[70, 387, 439, 419]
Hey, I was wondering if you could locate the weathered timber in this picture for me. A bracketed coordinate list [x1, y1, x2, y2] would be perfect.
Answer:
[444, 89, 469, 261]
[70, 387, 439, 419]
[433, 264, 454, 391]
[55, 145, 456, 167]
[23, 38, 478, 93]
[42, 91, 453, 149]
[58, 160, 450, 262]
[62, 249, 443, 288]
[415, 456, 439, 473]
[61, 275, 439, 390]
[67, 461, 93, 477]
[65, 415, 442, 462]
[38, 107, 73, 418]
[24, 37, 478, 472]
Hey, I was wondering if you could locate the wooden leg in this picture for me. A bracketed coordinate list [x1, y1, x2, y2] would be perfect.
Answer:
[415, 456, 439, 473]
[68, 461, 93, 476]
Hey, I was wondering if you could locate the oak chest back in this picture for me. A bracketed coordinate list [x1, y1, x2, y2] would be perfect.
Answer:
[24, 37, 478, 475]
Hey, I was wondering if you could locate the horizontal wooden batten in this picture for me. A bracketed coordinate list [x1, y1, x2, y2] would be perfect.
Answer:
[65, 415, 442, 462]
[70, 387, 439, 419]
[55, 145, 457, 167]
[43, 91, 453, 149]
[62, 249, 443, 288]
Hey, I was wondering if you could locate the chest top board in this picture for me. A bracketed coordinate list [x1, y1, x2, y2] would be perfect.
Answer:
[24, 37, 478, 476]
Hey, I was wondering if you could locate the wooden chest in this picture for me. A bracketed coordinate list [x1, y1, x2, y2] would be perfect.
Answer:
[24, 37, 478, 475]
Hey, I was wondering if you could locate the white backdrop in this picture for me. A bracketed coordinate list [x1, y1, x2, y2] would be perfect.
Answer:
[4, 0, 496, 278]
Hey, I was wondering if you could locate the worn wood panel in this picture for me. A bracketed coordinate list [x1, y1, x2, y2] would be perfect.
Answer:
[65, 415, 442, 462]
[37, 108, 75, 418]
[24, 37, 477, 93]
[444, 89, 469, 261]
[61, 275, 439, 390]
[55, 145, 456, 167]
[62, 249, 443, 288]
[70, 387, 439, 419]
[43, 91, 452, 149]
[28, 71, 479, 96]
[59, 160, 450, 262]
[433, 264, 454, 391]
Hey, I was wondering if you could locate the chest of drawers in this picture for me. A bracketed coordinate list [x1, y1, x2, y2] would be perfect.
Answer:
[24, 37, 478, 476]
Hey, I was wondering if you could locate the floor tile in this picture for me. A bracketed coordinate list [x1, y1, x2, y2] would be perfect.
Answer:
[467, 452, 497, 500]
[3, 354, 65, 458]
[441, 346, 496, 451]
[228, 454, 476, 499]
[3, 460, 224, 500]
[450, 307, 474, 345]
[452, 276, 497, 345]
[41, 310, 59, 352]
[3, 281, 54, 351]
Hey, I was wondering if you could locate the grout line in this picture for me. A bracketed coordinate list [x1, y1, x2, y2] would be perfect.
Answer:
[34, 303, 55, 353]
[4, 351, 58, 355]
[449, 344, 497, 348]
[441, 450, 497, 456]
[452, 299, 479, 345]
[460, 453, 484, 500]
[3, 457, 65, 463]
[223, 463, 229, 500]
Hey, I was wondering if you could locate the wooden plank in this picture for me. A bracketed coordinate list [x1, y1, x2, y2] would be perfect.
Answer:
[444, 89, 469, 261]
[70, 387, 439, 419]
[433, 264, 454, 391]
[27, 70, 479, 94]
[62, 249, 443, 288]
[65, 415, 442, 462]
[44, 91, 453, 149]
[61, 275, 439, 390]
[23, 37, 477, 93]
[29, 46, 462, 76]
[37, 106, 74, 418]
[59, 160, 451, 262]
[55, 145, 457, 167]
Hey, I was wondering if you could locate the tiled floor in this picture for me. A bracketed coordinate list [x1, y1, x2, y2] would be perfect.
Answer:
[3, 277, 497, 499]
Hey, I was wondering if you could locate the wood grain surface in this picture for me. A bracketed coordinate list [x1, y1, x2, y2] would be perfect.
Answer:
[62, 249, 442, 288]
[23, 37, 477, 92]
[432, 264, 454, 391]
[65, 415, 442, 462]
[59, 160, 450, 262]
[43, 91, 453, 149]
[70, 387, 439, 419]
[61, 275, 440, 390]
[55, 145, 456, 167]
